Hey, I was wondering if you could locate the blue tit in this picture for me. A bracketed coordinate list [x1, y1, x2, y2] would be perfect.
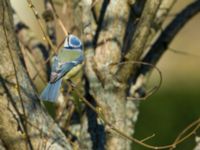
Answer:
[40, 34, 84, 102]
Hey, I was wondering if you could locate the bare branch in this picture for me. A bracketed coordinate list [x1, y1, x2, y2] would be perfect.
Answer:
[117, 0, 161, 82]
[144, 0, 177, 48]
[135, 0, 200, 78]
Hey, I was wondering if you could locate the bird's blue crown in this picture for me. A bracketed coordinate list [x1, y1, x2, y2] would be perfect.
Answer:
[64, 34, 83, 50]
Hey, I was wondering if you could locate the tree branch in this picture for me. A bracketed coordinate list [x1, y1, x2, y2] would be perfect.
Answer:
[135, 0, 200, 78]
[117, 0, 161, 83]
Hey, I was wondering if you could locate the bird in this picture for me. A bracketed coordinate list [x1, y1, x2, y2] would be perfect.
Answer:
[40, 34, 84, 102]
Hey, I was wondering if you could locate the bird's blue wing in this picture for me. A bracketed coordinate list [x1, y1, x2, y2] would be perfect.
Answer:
[53, 62, 77, 82]
[53, 53, 84, 82]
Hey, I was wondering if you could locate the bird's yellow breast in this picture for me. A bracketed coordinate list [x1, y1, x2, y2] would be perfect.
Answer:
[63, 63, 84, 80]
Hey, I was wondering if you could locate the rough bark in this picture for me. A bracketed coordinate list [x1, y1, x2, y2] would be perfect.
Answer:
[83, 0, 132, 150]
[0, 0, 72, 149]
[80, 0, 98, 149]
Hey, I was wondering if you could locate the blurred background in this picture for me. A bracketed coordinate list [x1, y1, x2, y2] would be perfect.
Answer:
[133, 1, 200, 149]
[11, 0, 200, 149]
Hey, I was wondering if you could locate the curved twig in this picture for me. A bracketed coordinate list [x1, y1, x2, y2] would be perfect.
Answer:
[112, 61, 163, 101]
[170, 118, 200, 150]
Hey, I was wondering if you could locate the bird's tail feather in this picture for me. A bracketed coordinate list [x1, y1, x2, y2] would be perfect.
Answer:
[40, 79, 62, 102]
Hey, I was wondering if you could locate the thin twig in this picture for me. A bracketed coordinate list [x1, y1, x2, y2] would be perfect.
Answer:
[170, 118, 200, 150]
[140, 134, 156, 142]
[26, 0, 57, 54]
[48, 0, 68, 36]
[168, 47, 200, 58]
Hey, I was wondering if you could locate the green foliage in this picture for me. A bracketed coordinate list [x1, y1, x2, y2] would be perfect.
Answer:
[133, 84, 200, 150]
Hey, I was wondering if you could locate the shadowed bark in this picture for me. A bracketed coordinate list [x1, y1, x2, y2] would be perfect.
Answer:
[83, 0, 131, 149]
